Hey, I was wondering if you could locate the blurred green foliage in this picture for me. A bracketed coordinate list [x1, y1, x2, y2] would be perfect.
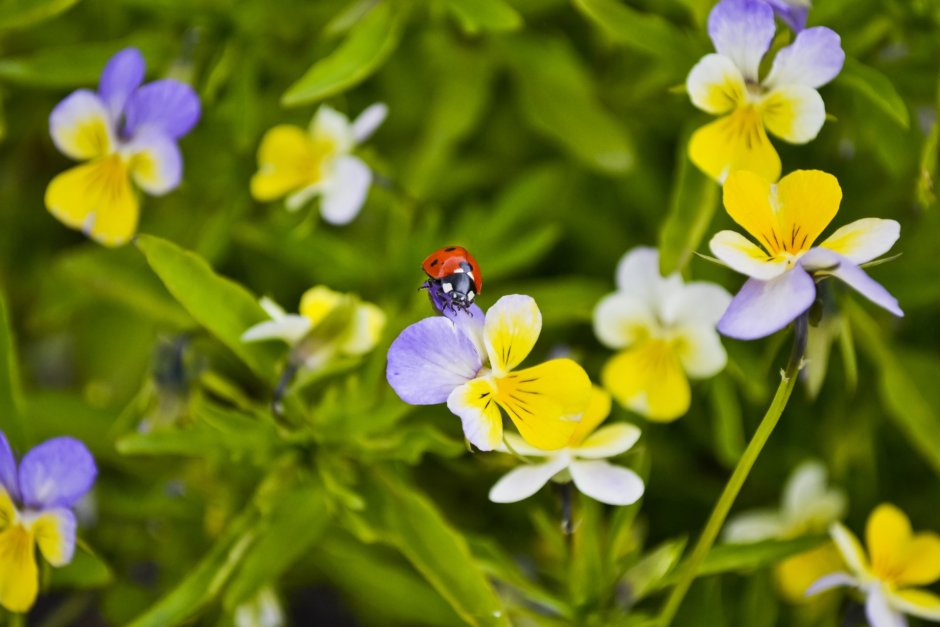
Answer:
[0, 0, 938, 625]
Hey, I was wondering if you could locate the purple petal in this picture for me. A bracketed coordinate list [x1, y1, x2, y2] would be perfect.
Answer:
[767, 1, 808, 32]
[0, 432, 19, 501]
[98, 48, 145, 120]
[19, 437, 97, 509]
[800, 248, 903, 317]
[765, 27, 845, 89]
[718, 267, 816, 340]
[123, 79, 200, 140]
[708, 0, 776, 81]
[386, 317, 483, 405]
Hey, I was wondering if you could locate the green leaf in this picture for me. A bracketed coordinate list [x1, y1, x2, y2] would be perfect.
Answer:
[55, 247, 194, 330]
[0, 0, 80, 30]
[0, 288, 25, 448]
[281, 2, 407, 106]
[572, 0, 703, 67]
[499, 276, 609, 327]
[360, 472, 509, 626]
[503, 35, 634, 175]
[223, 482, 330, 610]
[839, 58, 910, 130]
[116, 399, 281, 462]
[444, 0, 522, 34]
[128, 508, 258, 627]
[622, 538, 687, 603]
[658, 143, 720, 275]
[0, 36, 171, 88]
[50, 545, 113, 590]
[136, 235, 280, 383]
[848, 302, 940, 475]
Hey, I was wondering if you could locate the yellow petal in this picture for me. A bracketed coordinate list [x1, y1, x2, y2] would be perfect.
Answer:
[686, 53, 747, 115]
[0, 525, 38, 613]
[709, 230, 786, 280]
[895, 532, 940, 587]
[299, 286, 342, 324]
[484, 295, 541, 375]
[890, 588, 940, 621]
[818, 218, 900, 265]
[688, 106, 781, 183]
[773, 542, 845, 603]
[340, 302, 386, 356]
[568, 386, 612, 447]
[495, 359, 591, 450]
[44, 156, 139, 247]
[29, 510, 75, 567]
[867, 503, 912, 581]
[250, 125, 322, 202]
[774, 170, 842, 255]
[602, 340, 691, 422]
[446, 378, 504, 451]
[0, 488, 13, 531]
[722, 170, 777, 253]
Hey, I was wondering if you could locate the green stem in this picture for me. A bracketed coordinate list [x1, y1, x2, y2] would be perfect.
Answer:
[657, 315, 808, 626]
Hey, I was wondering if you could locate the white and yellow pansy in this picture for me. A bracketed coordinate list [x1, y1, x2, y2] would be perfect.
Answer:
[242, 286, 386, 366]
[251, 103, 386, 225]
[489, 387, 644, 506]
[809, 504, 940, 626]
[593, 247, 731, 422]
[387, 295, 592, 451]
[725, 460, 847, 601]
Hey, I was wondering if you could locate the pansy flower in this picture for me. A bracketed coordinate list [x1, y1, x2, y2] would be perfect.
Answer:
[489, 387, 644, 506]
[725, 460, 847, 601]
[242, 286, 386, 365]
[709, 169, 903, 340]
[250, 103, 387, 225]
[46, 48, 200, 246]
[593, 247, 731, 422]
[686, 0, 844, 181]
[386, 295, 592, 451]
[808, 503, 940, 626]
[764, 0, 810, 31]
[0, 432, 97, 613]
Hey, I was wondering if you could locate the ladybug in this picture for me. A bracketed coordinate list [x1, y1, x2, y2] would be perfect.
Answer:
[421, 246, 483, 312]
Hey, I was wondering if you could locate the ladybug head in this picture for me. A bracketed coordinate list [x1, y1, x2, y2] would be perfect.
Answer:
[424, 265, 478, 313]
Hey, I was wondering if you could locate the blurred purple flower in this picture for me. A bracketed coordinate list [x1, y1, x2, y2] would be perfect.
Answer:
[46, 48, 200, 246]
[0, 432, 97, 612]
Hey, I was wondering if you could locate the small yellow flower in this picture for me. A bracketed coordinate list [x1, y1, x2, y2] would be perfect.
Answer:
[808, 503, 940, 626]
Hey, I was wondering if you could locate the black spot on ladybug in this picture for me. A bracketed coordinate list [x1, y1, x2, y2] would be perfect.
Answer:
[429, 259, 439, 267]
[444, 246, 457, 251]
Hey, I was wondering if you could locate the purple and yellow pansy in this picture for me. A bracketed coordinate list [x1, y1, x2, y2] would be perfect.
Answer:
[45, 48, 200, 246]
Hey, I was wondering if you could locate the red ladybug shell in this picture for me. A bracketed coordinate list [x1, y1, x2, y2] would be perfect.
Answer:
[421, 246, 483, 294]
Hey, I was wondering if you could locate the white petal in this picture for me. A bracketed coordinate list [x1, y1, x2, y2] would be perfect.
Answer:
[709, 230, 789, 280]
[867, 587, 909, 627]
[672, 323, 728, 379]
[800, 248, 903, 317]
[446, 380, 503, 452]
[818, 218, 900, 265]
[569, 460, 644, 506]
[592, 292, 656, 350]
[829, 522, 868, 577]
[319, 156, 372, 225]
[351, 103, 388, 144]
[723, 510, 785, 543]
[781, 461, 847, 531]
[339, 302, 386, 355]
[575, 424, 641, 459]
[761, 85, 826, 144]
[49, 89, 115, 160]
[259, 297, 287, 321]
[488, 457, 569, 503]
[686, 53, 747, 115]
[660, 281, 732, 327]
[310, 105, 354, 153]
[242, 316, 311, 344]
[804, 572, 857, 597]
[614, 247, 671, 302]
